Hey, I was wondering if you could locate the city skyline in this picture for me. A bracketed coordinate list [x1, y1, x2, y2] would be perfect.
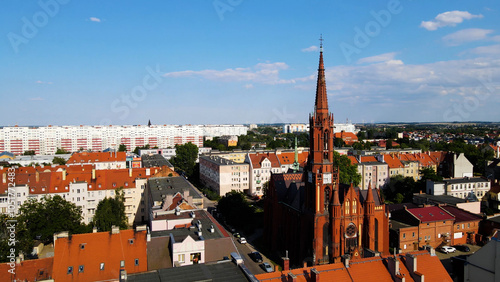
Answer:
[2, 1, 500, 126]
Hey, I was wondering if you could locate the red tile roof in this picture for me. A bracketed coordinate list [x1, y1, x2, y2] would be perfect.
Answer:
[67, 151, 126, 164]
[348, 257, 394, 281]
[360, 156, 377, 163]
[440, 205, 482, 223]
[53, 229, 147, 282]
[0, 257, 54, 281]
[384, 155, 403, 169]
[347, 156, 358, 165]
[400, 251, 452, 282]
[407, 206, 455, 223]
[276, 151, 309, 167]
[248, 152, 281, 168]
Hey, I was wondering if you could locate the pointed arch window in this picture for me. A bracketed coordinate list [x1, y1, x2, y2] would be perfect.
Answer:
[345, 199, 350, 215]
[352, 199, 357, 214]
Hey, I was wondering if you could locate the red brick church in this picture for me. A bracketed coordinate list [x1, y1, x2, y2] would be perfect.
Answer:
[264, 44, 389, 266]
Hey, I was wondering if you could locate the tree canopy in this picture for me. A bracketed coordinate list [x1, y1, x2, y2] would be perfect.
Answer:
[118, 144, 127, 152]
[17, 195, 87, 244]
[52, 156, 66, 165]
[92, 188, 128, 231]
[170, 142, 199, 177]
[333, 151, 361, 186]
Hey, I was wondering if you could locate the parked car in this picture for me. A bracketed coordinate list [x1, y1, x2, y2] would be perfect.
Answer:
[440, 246, 456, 253]
[249, 251, 263, 263]
[239, 237, 247, 244]
[233, 232, 241, 239]
[261, 262, 273, 273]
[454, 245, 470, 252]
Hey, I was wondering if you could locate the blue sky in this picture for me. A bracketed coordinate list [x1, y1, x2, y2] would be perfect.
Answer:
[1, 0, 500, 126]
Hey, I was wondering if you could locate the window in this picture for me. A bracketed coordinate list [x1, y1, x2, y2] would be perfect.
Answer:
[67, 266, 73, 274]
[345, 200, 350, 215]
[135, 259, 139, 266]
[78, 265, 84, 273]
[352, 199, 357, 214]
[120, 260, 125, 268]
[412, 232, 415, 237]
[403, 233, 406, 239]
[129, 239, 134, 245]
[178, 254, 185, 263]
[100, 263, 105, 270]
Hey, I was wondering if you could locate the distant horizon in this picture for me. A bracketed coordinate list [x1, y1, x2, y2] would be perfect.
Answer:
[2, 120, 500, 128]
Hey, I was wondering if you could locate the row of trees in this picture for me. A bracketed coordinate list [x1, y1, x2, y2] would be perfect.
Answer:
[0, 190, 128, 263]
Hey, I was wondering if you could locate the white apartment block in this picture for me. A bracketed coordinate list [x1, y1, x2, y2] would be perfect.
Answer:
[200, 125, 248, 137]
[246, 152, 281, 197]
[199, 156, 249, 196]
[0, 125, 204, 155]
[357, 162, 389, 190]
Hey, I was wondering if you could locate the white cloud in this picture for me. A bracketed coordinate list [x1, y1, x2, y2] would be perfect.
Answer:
[244, 84, 254, 89]
[357, 52, 398, 64]
[89, 17, 101, 23]
[301, 45, 318, 52]
[467, 44, 500, 56]
[420, 11, 483, 31]
[35, 80, 52, 84]
[443, 28, 494, 46]
[163, 62, 296, 85]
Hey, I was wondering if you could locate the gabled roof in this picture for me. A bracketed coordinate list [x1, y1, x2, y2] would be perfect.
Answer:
[383, 155, 404, 169]
[348, 257, 394, 281]
[277, 151, 309, 167]
[347, 156, 358, 165]
[67, 151, 126, 164]
[407, 206, 455, 223]
[360, 156, 377, 163]
[248, 152, 280, 168]
[440, 205, 482, 223]
[399, 251, 452, 281]
[53, 229, 148, 281]
[0, 257, 53, 281]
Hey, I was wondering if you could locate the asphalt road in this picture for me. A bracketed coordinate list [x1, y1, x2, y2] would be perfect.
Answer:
[233, 237, 269, 275]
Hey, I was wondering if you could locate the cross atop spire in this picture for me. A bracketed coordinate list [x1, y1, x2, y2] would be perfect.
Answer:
[319, 34, 324, 51]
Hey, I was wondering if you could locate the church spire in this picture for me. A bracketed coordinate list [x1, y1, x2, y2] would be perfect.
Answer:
[315, 35, 328, 115]
[366, 181, 374, 203]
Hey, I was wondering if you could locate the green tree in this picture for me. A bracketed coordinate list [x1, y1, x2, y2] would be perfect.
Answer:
[23, 150, 35, 156]
[0, 215, 33, 262]
[55, 148, 69, 154]
[17, 195, 86, 244]
[384, 175, 417, 203]
[118, 144, 127, 152]
[217, 191, 257, 233]
[52, 156, 67, 165]
[332, 151, 361, 186]
[92, 188, 128, 231]
[170, 142, 199, 177]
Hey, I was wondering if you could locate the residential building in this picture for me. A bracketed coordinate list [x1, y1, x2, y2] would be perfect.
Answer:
[66, 151, 127, 169]
[199, 155, 249, 196]
[0, 165, 161, 225]
[52, 227, 148, 282]
[0, 124, 205, 155]
[246, 152, 281, 197]
[264, 48, 390, 266]
[200, 124, 248, 137]
[413, 193, 481, 214]
[357, 157, 389, 190]
[218, 135, 238, 147]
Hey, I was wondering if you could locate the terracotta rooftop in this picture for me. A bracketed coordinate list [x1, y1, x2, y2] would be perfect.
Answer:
[67, 151, 126, 164]
[440, 205, 482, 223]
[0, 257, 54, 281]
[277, 151, 308, 167]
[248, 152, 281, 168]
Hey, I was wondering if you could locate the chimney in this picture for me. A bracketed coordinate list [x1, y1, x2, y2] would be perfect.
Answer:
[3, 172, 6, 183]
[311, 268, 320, 282]
[288, 272, 297, 282]
[282, 257, 290, 271]
[303, 262, 308, 269]
[35, 170, 39, 182]
[111, 225, 120, 234]
[92, 169, 96, 180]
[388, 256, 406, 281]
[274, 265, 279, 273]
[129, 168, 133, 177]
[93, 227, 98, 233]
[62, 169, 66, 181]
